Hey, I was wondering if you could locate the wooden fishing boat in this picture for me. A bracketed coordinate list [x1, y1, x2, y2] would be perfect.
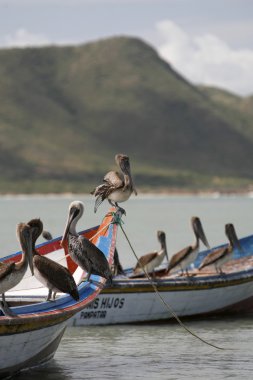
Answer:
[0, 210, 119, 378]
[6, 221, 253, 328]
[69, 233, 253, 325]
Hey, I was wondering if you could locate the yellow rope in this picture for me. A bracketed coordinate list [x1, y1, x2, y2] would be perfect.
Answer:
[119, 224, 226, 351]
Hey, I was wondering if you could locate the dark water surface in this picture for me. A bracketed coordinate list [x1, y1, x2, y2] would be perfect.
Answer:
[1, 194, 253, 379]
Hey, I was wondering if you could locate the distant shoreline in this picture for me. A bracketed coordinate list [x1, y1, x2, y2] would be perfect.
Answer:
[0, 190, 253, 199]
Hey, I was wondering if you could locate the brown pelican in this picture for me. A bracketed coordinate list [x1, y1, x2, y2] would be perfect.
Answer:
[61, 201, 112, 286]
[91, 154, 137, 213]
[167, 217, 210, 276]
[27, 219, 79, 302]
[111, 247, 125, 276]
[0, 223, 34, 316]
[133, 231, 168, 276]
[198, 223, 241, 274]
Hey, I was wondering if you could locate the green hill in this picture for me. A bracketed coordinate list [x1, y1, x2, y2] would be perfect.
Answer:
[0, 36, 253, 193]
[199, 85, 253, 143]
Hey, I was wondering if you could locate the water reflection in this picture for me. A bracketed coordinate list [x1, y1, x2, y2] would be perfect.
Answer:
[15, 361, 69, 380]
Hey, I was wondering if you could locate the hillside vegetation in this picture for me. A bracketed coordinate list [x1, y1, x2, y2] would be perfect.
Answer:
[0, 36, 253, 193]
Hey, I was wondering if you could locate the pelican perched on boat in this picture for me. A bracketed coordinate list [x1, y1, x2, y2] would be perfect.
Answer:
[133, 231, 168, 277]
[91, 154, 137, 213]
[167, 217, 210, 276]
[0, 223, 34, 316]
[198, 223, 241, 274]
[61, 201, 112, 286]
[27, 219, 79, 302]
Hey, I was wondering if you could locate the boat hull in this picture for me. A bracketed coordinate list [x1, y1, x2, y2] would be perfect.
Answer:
[69, 233, 253, 326]
[0, 320, 67, 378]
[69, 271, 253, 325]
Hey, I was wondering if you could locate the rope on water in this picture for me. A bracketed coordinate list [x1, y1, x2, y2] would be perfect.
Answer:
[118, 222, 226, 351]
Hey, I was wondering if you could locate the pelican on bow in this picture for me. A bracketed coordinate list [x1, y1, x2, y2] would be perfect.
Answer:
[0, 223, 34, 316]
[27, 219, 79, 302]
[198, 223, 241, 274]
[133, 231, 168, 277]
[91, 154, 137, 213]
[167, 217, 210, 276]
[61, 201, 112, 286]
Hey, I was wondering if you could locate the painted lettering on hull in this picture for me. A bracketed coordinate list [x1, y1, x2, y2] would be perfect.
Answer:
[80, 310, 107, 319]
[79, 297, 125, 319]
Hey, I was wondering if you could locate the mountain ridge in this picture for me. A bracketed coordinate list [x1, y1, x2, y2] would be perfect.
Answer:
[0, 36, 252, 193]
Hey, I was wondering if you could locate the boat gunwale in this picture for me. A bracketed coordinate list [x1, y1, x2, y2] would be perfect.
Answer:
[113, 266, 253, 286]
[104, 274, 253, 293]
[0, 225, 99, 263]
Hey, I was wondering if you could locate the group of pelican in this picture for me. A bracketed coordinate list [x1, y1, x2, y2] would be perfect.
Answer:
[133, 217, 242, 278]
[90, 154, 242, 278]
[0, 151, 241, 317]
[0, 202, 110, 317]
[0, 153, 137, 317]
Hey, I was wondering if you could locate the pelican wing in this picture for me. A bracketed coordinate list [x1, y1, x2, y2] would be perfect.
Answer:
[92, 171, 124, 212]
[0, 262, 15, 281]
[79, 236, 112, 280]
[104, 171, 123, 188]
[134, 251, 158, 270]
[94, 193, 106, 213]
[33, 255, 78, 296]
[168, 246, 192, 270]
[94, 171, 123, 196]
[199, 247, 228, 269]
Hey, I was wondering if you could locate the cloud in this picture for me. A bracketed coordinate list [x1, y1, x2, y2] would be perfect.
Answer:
[2, 28, 50, 47]
[1, 28, 78, 48]
[156, 20, 253, 96]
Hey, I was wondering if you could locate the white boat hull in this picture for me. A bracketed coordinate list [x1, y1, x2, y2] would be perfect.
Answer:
[69, 274, 253, 326]
[70, 235, 253, 326]
[0, 321, 67, 378]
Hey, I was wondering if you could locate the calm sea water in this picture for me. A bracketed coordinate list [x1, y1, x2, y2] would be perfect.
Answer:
[2, 194, 253, 379]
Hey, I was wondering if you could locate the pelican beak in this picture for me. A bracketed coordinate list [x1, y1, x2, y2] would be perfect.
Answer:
[165, 249, 169, 262]
[158, 231, 168, 261]
[61, 217, 72, 244]
[193, 218, 210, 248]
[28, 247, 34, 276]
[118, 156, 137, 195]
[128, 170, 137, 195]
[61, 208, 77, 243]
[123, 171, 137, 195]
[226, 224, 243, 252]
[25, 228, 34, 276]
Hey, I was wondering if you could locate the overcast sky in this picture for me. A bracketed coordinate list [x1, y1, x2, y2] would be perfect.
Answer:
[0, 0, 252, 96]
